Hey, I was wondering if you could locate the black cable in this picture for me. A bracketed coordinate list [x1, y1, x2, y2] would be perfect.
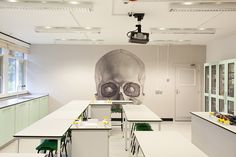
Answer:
[126, 28, 138, 38]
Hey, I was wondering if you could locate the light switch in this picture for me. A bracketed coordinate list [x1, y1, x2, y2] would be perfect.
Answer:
[155, 90, 163, 95]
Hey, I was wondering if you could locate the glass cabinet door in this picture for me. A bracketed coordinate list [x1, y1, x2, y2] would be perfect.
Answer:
[211, 65, 217, 95]
[228, 63, 234, 97]
[205, 96, 209, 112]
[205, 66, 210, 94]
[219, 64, 225, 96]
[219, 99, 225, 112]
[228, 101, 234, 115]
[211, 97, 216, 112]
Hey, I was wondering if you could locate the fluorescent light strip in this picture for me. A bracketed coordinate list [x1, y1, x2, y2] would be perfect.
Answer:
[35, 26, 101, 33]
[0, 0, 93, 11]
[124, 0, 236, 3]
[55, 38, 104, 43]
[150, 28, 216, 34]
[151, 39, 191, 44]
[169, 2, 236, 12]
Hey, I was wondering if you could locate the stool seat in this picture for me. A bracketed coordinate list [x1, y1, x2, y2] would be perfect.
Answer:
[111, 108, 122, 113]
[36, 140, 57, 151]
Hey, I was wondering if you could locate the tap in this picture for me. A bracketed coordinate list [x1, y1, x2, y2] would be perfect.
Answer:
[17, 85, 26, 99]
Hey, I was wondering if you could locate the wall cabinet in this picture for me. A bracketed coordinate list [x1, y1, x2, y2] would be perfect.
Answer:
[0, 106, 15, 146]
[204, 59, 236, 115]
[0, 95, 48, 147]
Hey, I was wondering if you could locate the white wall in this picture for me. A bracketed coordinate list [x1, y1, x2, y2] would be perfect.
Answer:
[207, 34, 236, 62]
[28, 44, 206, 118]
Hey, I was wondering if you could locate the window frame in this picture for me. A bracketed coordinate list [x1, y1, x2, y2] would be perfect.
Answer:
[0, 48, 28, 98]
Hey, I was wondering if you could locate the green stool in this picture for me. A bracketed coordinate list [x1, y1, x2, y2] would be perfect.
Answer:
[130, 123, 153, 155]
[36, 135, 68, 157]
[111, 107, 124, 131]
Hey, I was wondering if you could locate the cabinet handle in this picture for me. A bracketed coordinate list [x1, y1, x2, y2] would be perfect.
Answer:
[176, 89, 180, 94]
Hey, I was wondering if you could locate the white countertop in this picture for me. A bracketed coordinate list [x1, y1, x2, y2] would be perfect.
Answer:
[70, 121, 112, 130]
[111, 100, 133, 104]
[89, 100, 112, 105]
[0, 153, 45, 157]
[135, 131, 208, 157]
[0, 93, 48, 109]
[190, 112, 236, 134]
[90, 100, 133, 105]
[14, 100, 89, 138]
[122, 105, 162, 122]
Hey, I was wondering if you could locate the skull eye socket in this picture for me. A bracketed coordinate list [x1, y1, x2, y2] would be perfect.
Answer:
[123, 82, 140, 97]
[101, 82, 118, 98]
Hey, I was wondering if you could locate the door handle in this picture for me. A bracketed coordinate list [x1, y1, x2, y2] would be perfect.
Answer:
[176, 89, 180, 94]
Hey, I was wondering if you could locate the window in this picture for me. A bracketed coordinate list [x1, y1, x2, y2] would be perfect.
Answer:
[7, 51, 27, 93]
[8, 58, 17, 93]
[0, 56, 3, 94]
[18, 60, 26, 90]
[0, 41, 29, 97]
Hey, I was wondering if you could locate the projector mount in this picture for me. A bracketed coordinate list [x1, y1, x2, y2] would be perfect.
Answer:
[128, 12, 145, 33]
[127, 12, 149, 44]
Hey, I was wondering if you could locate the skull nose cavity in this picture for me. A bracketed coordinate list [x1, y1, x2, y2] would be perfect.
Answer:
[119, 92, 124, 100]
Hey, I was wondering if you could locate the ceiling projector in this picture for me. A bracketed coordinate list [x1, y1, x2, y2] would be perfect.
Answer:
[127, 13, 149, 44]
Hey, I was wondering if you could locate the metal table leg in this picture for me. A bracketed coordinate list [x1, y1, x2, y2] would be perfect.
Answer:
[17, 139, 20, 153]
[125, 115, 128, 151]
[121, 109, 123, 131]
[57, 139, 61, 157]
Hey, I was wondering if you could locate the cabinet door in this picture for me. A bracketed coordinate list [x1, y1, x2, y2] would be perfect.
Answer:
[219, 99, 225, 113]
[227, 62, 234, 98]
[0, 106, 15, 147]
[228, 100, 234, 115]
[219, 63, 225, 97]
[39, 97, 48, 119]
[15, 102, 29, 133]
[211, 65, 217, 95]
[204, 65, 210, 94]
[226, 60, 236, 115]
[29, 99, 40, 125]
[211, 97, 216, 112]
[205, 96, 209, 112]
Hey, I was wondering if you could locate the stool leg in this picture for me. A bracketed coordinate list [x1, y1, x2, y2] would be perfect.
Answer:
[121, 110, 123, 131]
[65, 144, 68, 157]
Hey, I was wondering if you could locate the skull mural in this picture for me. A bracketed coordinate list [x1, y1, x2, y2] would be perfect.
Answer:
[95, 49, 145, 105]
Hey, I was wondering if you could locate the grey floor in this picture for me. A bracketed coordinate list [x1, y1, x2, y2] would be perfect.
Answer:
[0, 122, 191, 157]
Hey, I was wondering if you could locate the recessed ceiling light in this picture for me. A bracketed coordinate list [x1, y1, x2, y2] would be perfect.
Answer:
[45, 26, 52, 29]
[183, 2, 193, 6]
[7, 0, 18, 2]
[199, 28, 206, 31]
[68, 1, 80, 5]
[159, 27, 166, 31]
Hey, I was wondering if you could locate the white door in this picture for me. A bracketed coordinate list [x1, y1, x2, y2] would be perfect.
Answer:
[175, 65, 201, 121]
